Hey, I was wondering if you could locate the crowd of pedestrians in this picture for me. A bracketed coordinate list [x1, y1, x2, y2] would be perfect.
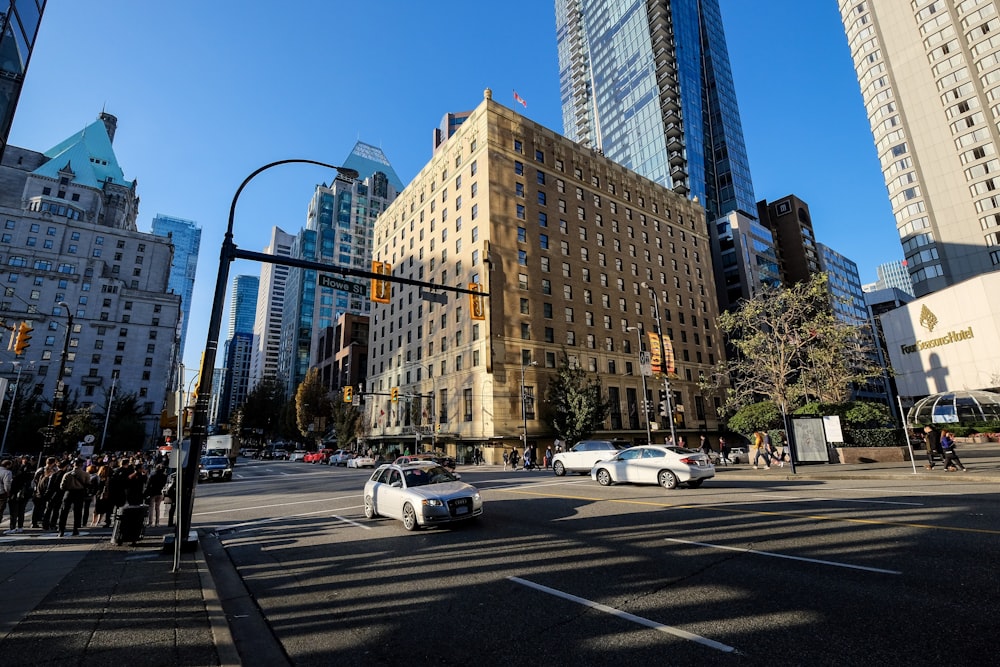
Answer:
[0, 449, 177, 537]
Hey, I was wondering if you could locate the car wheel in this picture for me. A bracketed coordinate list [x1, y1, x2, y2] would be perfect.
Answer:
[553, 461, 566, 476]
[658, 470, 678, 490]
[364, 496, 377, 519]
[596, 468, 613, 486]
[687, 479, 704, 488]
[401, 503, 419, 531]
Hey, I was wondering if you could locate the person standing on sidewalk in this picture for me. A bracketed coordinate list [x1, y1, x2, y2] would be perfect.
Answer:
[58, 459, 90, 537]
[940, 430, 968, 472]
[5, 457, 34, 533]
[43, 459, 70, 531]
[0, 459, 13, 524]
[143, 464, 168, 526]
[923, 425, 943, 470]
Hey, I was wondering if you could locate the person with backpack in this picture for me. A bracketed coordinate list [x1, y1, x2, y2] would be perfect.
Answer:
[940, 429, 968, 472]
[58, 459, 91, 537]
[143, 464, 168, 527]
[162, 472, 177, 527]
[752, 431, 772, 469]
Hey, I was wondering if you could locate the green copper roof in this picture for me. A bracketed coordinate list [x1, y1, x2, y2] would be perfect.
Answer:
[341, 141, 403, 191]
[34, 118, 133, 189]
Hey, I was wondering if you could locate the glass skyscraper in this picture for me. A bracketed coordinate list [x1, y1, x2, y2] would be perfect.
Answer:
[555, 0, 758, 309]
[151, 214, 201, 361]
[0, 1, 47, 158]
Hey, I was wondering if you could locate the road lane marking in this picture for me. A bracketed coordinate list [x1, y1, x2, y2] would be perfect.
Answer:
[758, 494, 923, 507]
[496, 488, 1000, 536]
[331, 514, 370, 530]
[664, 538, 902, 575]
[509, 576, 739, 654]
[194, 495, 362, 516]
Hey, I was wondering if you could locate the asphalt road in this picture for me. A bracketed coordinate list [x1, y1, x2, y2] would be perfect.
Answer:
[193, 460, 1000, 666]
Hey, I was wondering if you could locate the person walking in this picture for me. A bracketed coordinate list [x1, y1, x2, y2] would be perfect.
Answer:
[719, 437, 730, 466]
[940, 430, 968, 472]
[544, 447, 553, 470]
[58, 459, 90, 537]
[502, 450, 510, 471]
[163, 472, 178, 527]
[923, 425, 943, 470]
[752, 431, 772, 469]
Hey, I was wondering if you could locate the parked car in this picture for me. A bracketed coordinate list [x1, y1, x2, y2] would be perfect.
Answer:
[347, 453, 376, 468]
[591, 445, 715, 489]
[328, 449, 353, 466]
[552, 439, 627, 476]
[394, 452, 455, 471]
[363, 461, 482, 530]
[288, 450, 308, 462]
[199, 456, 233, 482]
[726, 447, 749, 464]
[304, 449, 332, 464]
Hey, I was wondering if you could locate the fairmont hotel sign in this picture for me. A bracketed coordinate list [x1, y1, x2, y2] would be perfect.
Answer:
[899, 305, 975, 355]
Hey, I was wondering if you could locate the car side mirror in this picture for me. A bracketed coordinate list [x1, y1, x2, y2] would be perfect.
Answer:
[391, 481, 402, 488]
[452, 473, 461, 480]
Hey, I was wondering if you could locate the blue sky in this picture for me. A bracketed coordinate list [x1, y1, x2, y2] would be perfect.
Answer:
[10, 1, 897, 375]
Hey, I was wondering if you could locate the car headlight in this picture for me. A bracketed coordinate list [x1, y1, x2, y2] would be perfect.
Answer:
[472, 492, 481, 502]
[422, 499, 444, 507]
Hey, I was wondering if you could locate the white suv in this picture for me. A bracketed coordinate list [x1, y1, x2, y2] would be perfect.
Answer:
[552, 440, 627, 476]
[328, 449, 353, 466]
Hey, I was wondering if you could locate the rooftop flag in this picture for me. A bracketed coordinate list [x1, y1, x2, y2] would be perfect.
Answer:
[513, 90, 527, 108]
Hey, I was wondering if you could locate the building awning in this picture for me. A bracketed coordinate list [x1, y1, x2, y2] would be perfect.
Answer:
[907, 390, 1000, 426]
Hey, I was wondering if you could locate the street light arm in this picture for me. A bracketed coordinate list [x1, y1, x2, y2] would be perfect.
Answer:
[184, 159, 356, 542]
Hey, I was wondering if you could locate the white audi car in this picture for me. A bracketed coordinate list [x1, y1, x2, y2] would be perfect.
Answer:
[363, 461, 483, 530]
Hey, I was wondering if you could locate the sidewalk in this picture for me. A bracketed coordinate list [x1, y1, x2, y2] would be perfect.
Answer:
[0, 523, 240, 667]
[2, 445, 997, 666]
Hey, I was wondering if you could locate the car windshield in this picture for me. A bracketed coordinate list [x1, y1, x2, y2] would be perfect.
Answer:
[403, 466, 457, 487]
[203, 457, 228, 466]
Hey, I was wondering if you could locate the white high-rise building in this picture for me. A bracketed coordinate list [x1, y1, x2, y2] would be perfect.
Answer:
[250, 226, 295, 388]
[839, 1, 1000, 296]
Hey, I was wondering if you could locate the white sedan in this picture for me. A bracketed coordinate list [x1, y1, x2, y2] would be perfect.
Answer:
[363, 462, 483, 530]
[591, 445, 715, 489]
[347, 454, 376, 468]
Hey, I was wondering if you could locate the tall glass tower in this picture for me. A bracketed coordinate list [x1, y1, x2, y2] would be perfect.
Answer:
[0, 0, 47, 158]
[151, 214, 201, 361]
[556, 0, 758, 309]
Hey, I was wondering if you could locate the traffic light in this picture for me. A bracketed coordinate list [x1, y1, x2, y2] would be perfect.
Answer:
[659, 400, 670, 418]
[468, 282, 486, 320]
[52, 411, 63, 427]
[370, 260, 392, 304]
[13, 321, 32, 356]
[390, 387, 399, 402]
[343, 386, 353, 403]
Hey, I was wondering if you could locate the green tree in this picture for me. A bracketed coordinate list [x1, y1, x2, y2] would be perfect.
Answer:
[330, 398, 363, 449]
[727, 400, 782, 436]
[238, 377, 286, 444]
[716, 273, 882, 415]
[62, 405, 98, 450]
[543, 354, 609, 444]
[96, 391, 147, 453]
[295, 368, 332, 445]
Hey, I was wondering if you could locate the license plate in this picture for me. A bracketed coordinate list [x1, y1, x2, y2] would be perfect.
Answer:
[455, 506, 468, 515]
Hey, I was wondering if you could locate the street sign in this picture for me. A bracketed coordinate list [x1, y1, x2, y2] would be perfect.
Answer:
[419, 288, 448, 305]
[318, 274, 366, 296]
[84, 434, 96, 444]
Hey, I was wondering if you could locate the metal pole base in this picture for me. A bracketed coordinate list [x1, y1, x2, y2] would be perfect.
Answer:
[161, 531, 199, 554]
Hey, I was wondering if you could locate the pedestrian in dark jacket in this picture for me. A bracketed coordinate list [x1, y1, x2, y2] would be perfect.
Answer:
[43, 459, 70, 531]
[143, 465, 168, 527]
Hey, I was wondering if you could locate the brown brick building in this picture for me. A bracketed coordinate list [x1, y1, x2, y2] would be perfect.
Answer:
[365, 90, 725, 462]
